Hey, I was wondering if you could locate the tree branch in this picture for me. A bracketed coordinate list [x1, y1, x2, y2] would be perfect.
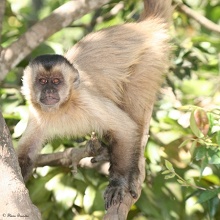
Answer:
[176, 2, 220, 35]
[0, 0, 111, 82]
[36, 132, 110, 174]
[0, 112, 41, 219]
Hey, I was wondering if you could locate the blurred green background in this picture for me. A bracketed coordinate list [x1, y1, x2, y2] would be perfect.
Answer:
[1, 0, 220, 219]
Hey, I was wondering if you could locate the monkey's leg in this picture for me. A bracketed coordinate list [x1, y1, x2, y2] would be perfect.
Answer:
[83, 96, 142, 209]
[104, 132, 141, 209]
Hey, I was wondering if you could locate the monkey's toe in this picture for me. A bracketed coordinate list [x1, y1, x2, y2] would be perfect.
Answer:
[129, 188, 138, 199]
[104, 184, 125, 210]
[129, 181, 139, 199]
[104, 178, 131, 210]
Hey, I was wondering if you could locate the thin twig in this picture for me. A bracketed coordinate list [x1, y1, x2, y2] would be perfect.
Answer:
[177, 2, 220, 34]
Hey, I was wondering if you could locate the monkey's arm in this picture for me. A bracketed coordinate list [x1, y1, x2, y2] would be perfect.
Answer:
[17, 118, 46, 182]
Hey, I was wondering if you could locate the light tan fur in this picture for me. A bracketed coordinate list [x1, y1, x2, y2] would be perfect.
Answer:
[17, 0, 172, 208]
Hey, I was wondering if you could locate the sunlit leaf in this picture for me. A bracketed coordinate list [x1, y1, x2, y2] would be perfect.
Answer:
[165, 160, 174, 172]
[84, 186, 96, 213]
[177, 179, 185, 184]
[202, 175, 220, 185]
[162, 170, 171, 175]
[164, 173, 175, 179]
[13, 119, 27, 138]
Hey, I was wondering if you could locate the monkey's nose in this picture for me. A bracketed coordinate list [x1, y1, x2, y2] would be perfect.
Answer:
[45, 89, 55, 94]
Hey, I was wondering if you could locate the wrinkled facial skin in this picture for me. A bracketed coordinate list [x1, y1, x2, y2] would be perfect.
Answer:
[36, 75, 63, 106]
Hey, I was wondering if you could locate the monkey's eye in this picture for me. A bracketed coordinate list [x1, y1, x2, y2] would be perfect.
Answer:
[39, 78, 48, 85]
[52, 78, 60, 85]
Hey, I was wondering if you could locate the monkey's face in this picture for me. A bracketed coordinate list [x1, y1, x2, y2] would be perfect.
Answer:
[22, 54, 79, 111]
[35, 73, 63, 106]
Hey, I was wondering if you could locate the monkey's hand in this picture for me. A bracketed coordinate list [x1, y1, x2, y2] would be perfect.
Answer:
[104, 176, 138, 210]
[18, 155, 34, 182]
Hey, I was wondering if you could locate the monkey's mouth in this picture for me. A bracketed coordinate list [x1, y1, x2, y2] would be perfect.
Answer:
[40, 96, 60, 106]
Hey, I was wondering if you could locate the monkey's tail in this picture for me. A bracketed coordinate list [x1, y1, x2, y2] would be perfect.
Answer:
[139, 0, 172, 23]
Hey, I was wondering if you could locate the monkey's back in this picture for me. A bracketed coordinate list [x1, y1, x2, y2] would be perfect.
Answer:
[65, 17, 170, 126]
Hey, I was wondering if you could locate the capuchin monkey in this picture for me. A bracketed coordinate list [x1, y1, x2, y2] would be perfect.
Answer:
[17, 0, 172, 209]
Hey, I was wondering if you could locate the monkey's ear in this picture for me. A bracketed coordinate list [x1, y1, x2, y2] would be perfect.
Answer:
[72, 66, 80, 88]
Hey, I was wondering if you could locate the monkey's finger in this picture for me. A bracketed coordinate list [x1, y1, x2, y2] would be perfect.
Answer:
[91, 154, 109, 163]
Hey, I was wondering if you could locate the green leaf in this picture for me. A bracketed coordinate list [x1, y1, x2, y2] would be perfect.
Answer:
[200, 155, 209, 177]
[190, 140, 198, 155]
[177, 179, 185, 184]
[165, 160, 174, 172]
[195, 147, 206, 161]
[216, 131, 220, 147]
[164, 173, 175, 179]
[190, 109, 204, 138]
[178, 139, 190, 148]
[162, 170, 171, 175]
[209, 151, 220, 164]
[202, 175, 220, 185]
[197, 188, 220, 204]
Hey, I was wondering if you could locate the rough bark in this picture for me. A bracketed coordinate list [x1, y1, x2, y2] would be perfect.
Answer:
[0, 112, 41, 220]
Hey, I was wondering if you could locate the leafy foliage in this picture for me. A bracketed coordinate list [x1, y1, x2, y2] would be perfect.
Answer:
[1, 0, 220, 219]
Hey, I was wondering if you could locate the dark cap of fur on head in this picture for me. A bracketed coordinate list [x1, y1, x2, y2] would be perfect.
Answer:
[30, 54, 72, 71]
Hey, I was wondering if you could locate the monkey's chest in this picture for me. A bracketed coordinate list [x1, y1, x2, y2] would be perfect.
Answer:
[45, 112, 102, 139]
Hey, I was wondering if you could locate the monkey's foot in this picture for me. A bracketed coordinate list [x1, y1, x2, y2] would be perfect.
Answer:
[104, 177, 138, 210]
